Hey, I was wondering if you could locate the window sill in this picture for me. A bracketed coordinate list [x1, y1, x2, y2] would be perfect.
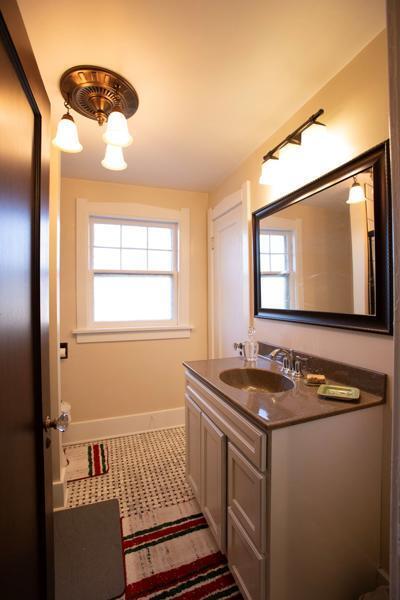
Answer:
[72, 325, 193, 344]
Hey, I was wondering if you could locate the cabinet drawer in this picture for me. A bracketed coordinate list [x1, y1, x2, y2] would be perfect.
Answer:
[185, 371, 267, 471]
[228, 443, 267, 553]
[227, 509, 266, 600]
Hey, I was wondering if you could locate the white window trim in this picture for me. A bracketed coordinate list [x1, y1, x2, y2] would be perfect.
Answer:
[73, 198, 192, 343]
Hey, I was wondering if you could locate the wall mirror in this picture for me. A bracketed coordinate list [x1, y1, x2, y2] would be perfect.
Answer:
[253, 141, 392, 334]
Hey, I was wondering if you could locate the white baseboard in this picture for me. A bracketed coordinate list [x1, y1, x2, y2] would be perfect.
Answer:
[62, 406, 185, 446]
[53, 464, 67, 510]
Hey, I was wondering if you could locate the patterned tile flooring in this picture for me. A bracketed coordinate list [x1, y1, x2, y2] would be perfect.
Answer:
[66, 427, 194, 518]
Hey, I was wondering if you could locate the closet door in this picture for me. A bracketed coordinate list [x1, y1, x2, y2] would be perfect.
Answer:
[185, 395, 201, 501]
[201, 412, 227, 552]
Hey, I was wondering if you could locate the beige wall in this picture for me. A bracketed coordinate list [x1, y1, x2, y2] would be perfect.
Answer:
[210, 30, 392, 571]
[60, 178, 208, 421]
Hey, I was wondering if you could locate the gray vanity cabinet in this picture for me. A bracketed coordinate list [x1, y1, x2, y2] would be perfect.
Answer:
[185, 371, 268, 597]
[184, 368, 383, 600]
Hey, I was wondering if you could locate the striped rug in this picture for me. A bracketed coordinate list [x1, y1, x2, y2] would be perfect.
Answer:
[65, 442, 109, 482]
[122, 500, 242, 599]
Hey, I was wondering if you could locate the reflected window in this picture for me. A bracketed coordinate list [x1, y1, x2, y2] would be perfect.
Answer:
[260, 230, 293, 309]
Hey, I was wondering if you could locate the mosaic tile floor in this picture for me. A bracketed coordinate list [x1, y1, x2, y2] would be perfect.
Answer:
[66, 427, 194, 518]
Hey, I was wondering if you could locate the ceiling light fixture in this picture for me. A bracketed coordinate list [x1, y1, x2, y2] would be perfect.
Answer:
[54, 65, 139, 170]
[259, 109, 325, 186]
[346, 176, 366, 204]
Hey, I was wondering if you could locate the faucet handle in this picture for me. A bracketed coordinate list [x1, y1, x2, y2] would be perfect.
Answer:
[282, 356, 290, 373]
[233, 342, 244, 356]
[294, 356, 308, 378]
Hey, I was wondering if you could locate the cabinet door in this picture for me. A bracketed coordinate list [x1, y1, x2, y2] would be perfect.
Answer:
[201, 412, 227, 552]
[185, 394, 201, 501]
[228, 443, 266, 553]
[228, 509, 266, 600]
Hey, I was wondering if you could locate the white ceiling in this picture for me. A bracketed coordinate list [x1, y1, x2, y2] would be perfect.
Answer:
[18, 0, 385, 192]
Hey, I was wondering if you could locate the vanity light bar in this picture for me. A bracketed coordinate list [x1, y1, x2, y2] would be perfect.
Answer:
[262, 108, 325, 163]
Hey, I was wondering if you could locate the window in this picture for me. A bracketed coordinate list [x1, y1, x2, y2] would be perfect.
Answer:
[91, 218, 177, 323]
[260, 230, 293, 309]
[75, 199, 191, 342]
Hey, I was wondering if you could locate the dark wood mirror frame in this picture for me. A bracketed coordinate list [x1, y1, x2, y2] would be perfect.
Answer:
[253, 141, 393, 334]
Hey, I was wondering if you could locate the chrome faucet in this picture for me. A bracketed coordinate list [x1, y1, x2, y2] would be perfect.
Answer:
[268, 348, 307, 378]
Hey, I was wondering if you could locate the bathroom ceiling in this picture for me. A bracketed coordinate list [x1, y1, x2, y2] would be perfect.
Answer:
[17, 0, 385, 192]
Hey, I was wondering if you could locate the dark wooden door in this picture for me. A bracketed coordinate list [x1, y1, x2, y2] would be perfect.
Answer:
[0, 2, 53, 598]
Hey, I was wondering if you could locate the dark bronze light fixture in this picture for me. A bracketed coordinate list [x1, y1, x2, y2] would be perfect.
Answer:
[259, 108, 326, 185]
[53, 65, 139, 170]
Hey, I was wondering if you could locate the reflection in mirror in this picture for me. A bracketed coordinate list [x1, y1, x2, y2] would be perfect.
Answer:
[253, 141, 392, 334]
[258, 167, 375, 315]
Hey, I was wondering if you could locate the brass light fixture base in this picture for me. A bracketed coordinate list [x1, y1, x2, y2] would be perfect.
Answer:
[60, 65, 139, 126]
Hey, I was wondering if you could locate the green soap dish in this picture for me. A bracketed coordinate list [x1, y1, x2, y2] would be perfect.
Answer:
[317, 384, 360, 402]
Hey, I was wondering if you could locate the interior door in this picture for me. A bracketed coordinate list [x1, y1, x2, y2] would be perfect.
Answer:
[0, 2, 53, 598]
[209, 182, 250, 358]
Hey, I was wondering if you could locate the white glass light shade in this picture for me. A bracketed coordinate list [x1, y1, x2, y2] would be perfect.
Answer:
[346, 180, 365, 204]
[101, 144, 127, 171]
[301, 122, 327, 147]
[259, 158, 279, 185]
[278, 140, 301, 162]
[52, 114, 82, 153]
[102, 110, 133, 147]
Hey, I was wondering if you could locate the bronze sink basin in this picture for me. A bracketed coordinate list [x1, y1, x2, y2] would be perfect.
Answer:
[219, 368, 294, 393]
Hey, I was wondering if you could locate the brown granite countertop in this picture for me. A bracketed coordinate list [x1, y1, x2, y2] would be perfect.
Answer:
[183, 356, 385, 431]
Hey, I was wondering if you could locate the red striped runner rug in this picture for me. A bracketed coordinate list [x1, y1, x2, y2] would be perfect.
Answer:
[121, 500, 242, 599]
[65, 442, 109, 482]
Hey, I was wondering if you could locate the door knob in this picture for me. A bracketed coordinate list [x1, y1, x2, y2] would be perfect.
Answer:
[43, 411, 70, 432]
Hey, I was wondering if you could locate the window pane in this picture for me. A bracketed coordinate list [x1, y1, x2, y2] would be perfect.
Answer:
[93, 223, 120, 247]
[94, 274, 173, 321]
[148, 227, 173, 250]
[270, 254, 287, 272]
[148, 250, 173, 271]
[260, 254, 270, 272]
[122, 225, 147, 249]
[121, 249, 147, 270]
[259, 234, 270, 253]
[261, 275, 289, 309]
[270, 234, 286, 253]
[93, 247, 120, 269]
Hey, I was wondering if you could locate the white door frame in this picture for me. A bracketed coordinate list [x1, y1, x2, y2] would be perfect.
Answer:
[208, 181, 251, 359]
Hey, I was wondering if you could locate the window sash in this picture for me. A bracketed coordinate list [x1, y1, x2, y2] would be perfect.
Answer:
[89, 216, 178, 326]
[92, 272, 178, 325]
[259, 229, 292, 275]
[261, 273, 290, 309]
[90, 217, 178, 274]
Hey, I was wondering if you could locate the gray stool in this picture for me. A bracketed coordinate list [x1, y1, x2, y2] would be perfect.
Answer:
[54, 499, 125, 600]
